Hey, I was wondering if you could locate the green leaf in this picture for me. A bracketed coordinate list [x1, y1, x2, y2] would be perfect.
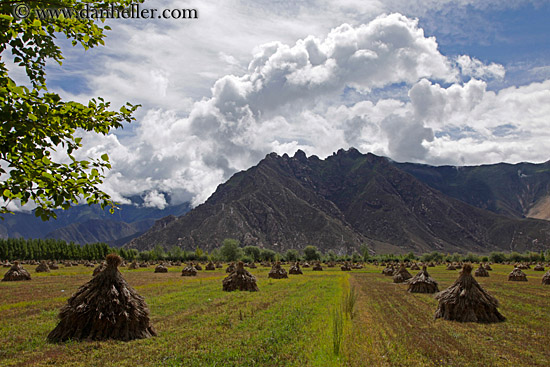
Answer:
[101, 153, 109, 161]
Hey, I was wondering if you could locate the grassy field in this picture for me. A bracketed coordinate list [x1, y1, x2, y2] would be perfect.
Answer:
[0, 263, 549, 366]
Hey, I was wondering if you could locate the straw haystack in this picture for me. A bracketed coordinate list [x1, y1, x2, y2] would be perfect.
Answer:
[382, 264, 394, 276]
[205, 261, 215, 270]
[410, 263, 420, 271]
[226, 262, 235, 273]
[393, 264, 412, 283]
[222, 261, 259, 292]
[128, 261, 138, 270]
[35, 261, 50, 273]
[542, 270, 550, 285]
[341, 262, 352, 271]
[508, 268, 527, 281]
[194, 263, 203, 271]
[289, 262, 303, 275]
[248, 262, 257, 269]
[154, 264, 168, 273]
[2, 261, 31, 281]
[47, 254, 156, 342]
[474, 264, 489, 277]
[533, 263, 545, 271]
[268, 262, 288, 279]
[93, 262, 106, 276]
[446, 264, 456, 270]
[312, 262, 323, 271]
[181, 264, 197, 276]
[407, 266, 439, 293]
[434, 264, 505, 323]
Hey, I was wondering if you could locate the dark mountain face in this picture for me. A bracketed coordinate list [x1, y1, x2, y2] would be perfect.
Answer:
[127, 149, 550, 254]
[395, 161, 550, 220]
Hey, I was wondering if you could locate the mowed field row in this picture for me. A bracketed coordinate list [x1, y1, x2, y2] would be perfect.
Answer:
[0, 264, 549, 366]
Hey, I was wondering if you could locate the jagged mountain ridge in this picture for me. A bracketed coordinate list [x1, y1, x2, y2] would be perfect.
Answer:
[126, 149, 550, 254]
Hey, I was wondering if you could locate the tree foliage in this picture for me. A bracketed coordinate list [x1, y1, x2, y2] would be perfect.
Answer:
[0, 0, 142, 220]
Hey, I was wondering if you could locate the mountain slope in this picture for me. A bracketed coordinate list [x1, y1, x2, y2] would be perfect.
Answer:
[395, 160, 550, 219]
[127, 149, 550, 254]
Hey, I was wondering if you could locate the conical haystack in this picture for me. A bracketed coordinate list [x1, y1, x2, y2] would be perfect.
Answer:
[128, 261, 138, 270]
[2, 261, 31, 281]
[47, 254, 156, 342]
[35, 261, 50, 273]
[248, 262, 257, 269]
[508, 267, 527, 281]
[289, 262, 303, 275]
[533, 263, 545, 271]
[93, 262, 106, 276]
[393, 264, 412, 283]
[341, 262, 352, 271]
[410, 263, 420, 271]
[446, 264, 456, 270]
[154, 264, 168, 273]
[268, 262, 288, 279]
[226, 263, 235, 273]
[205, 261, 215, 270]
[434, 264, 505, 323]
[181, 263, 197, 276]
[194, 263, 203, 271]
[484, 264, 492, 271]
[542, 270, 550, 285]
[407, 266, 439, 293]
[222, 261, 259, 292]
[312, 262, 323, 271]
[382, 264, 394, 276]
[474, 264, 489, 277]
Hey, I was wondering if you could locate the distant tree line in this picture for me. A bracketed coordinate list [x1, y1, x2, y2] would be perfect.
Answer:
[1, 237, 549, 263]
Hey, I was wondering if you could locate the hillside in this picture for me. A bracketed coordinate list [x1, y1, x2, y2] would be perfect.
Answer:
[127, 149, 550, 254]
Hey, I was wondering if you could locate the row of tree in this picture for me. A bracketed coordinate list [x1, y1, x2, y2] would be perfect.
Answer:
[1, 238, 549, 264]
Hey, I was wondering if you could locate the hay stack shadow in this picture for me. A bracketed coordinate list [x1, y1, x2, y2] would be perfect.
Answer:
[434, 264, 505, 323]
[47, 254, 156, 342]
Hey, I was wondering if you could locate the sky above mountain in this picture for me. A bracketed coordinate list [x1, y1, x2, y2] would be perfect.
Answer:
[13, 0, 550, 209]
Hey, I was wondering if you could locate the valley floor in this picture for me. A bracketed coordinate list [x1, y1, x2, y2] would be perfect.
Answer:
[0, 264, 549, 366]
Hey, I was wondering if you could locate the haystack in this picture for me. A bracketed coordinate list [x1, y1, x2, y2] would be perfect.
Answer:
[248, 262, 257, 269]
[205, 261, 215, 270]
[341, 262, 352, 271]
[268, 262, 288, 279]
[312, 262, 323, 271]
[93, 262, 106, 276]
[154, 264, 168, 273]
[2, 261, 31, 281]
[222, 261, 259, 292]
[302, 262, 310, 268]
[474, 264, 489, 277]
[484, 264, 492, 271]
[289, 262, 303, 275]
[410, 263, 420, 271]
[446, 264, 456, 270]
[47, 254, 156, 342]
[49, 262, 59, 270]
[128, 261, 138, 270]
[508, 267, 527, 281]
[216, 262, 223, 269]
[393, 264, 412, 283]
[194, 263, 203, 271]
[542, 270, 550, 285]
[533, 263, 545, 271]
[181, 264, 197, 276]
[226, 262, 235, 273]
[407, 266, 439, 293]
[382, 264, 394, 276]
[35, 261, 50, 273]
[434, 264, 505, 323]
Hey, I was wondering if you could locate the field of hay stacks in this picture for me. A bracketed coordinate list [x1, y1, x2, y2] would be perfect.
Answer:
[1, 263, 549, 366]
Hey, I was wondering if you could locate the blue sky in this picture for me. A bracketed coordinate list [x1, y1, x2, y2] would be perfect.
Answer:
[25, 0, 550, 208]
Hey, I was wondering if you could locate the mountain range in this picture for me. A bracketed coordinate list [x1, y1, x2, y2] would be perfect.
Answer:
[126, 149, 550, 255]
